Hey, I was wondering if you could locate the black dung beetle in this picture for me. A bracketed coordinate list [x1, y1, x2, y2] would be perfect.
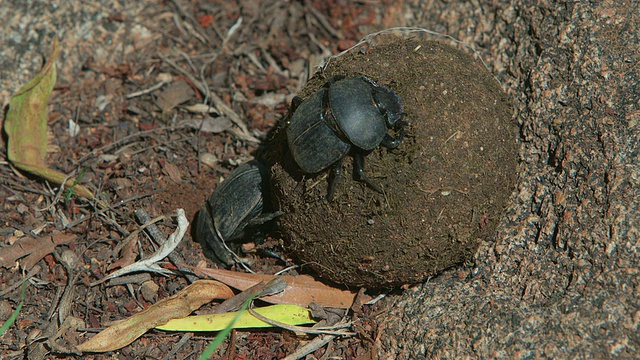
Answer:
[195, 160, 279, 266]
[285, 75, 405, 200]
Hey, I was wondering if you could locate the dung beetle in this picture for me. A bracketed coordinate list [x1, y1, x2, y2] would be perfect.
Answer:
[285, 75, 405, 200]
[195, 160, 279, 266]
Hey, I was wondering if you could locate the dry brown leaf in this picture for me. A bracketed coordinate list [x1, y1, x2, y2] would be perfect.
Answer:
[0, 232, 76, 270]
[179, 116, 233, 133]
[76, 280, 234, 353]
[155, 79, 195, 110]
[107, 233, 138, 271]
[162, 161, 183, 183]
[192, 267, 356, 309]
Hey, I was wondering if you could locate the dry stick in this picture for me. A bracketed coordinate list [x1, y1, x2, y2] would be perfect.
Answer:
[161, 333, 193, 360]
[134, 209, 199, 284]
[305, 2, 343, 39]
[0, 266, 41, 298]
[125, 80, 168, 98]
[213, 278, 287, 314]
[169, 0, 214, 45]
[283, 335, 335, 360]
[106, 273, 152, 287]
[247, 308, 355, 336]
[91, 210, 189, 286]
[30, 251, 84, 357]
[51, 250, 81, 331]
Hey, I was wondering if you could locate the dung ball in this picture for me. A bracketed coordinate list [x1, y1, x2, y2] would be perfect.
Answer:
[267, 38, 519, 288]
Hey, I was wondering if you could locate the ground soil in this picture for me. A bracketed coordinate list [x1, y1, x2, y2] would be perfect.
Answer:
[1, 0, 638, 359]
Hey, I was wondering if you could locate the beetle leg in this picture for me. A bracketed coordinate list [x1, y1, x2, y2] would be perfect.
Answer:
[381, 127, 405, 149]
[290, 96, 303, 111]
[326, 158, 343, 201]
[325, 74, 347, 88]
[284, 96, 304, 127]
[353, 152, 383, 193]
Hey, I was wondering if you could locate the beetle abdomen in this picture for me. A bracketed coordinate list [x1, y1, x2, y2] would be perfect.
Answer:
[196, 160, 268, 266]
[208, 162, 265, 241]
[286, 89, 350, 173]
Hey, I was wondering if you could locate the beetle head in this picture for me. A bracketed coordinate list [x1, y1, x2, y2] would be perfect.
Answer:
[372, 86, 404, 128]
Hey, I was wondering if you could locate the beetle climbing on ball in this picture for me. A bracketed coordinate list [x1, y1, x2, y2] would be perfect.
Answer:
[285, 75, 405, 200]
[195, 160, 281, 266]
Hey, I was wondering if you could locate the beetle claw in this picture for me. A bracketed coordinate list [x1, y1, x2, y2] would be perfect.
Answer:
[381, 131, 403, 149]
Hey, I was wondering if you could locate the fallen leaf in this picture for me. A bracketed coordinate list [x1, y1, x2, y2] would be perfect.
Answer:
[179, 116, 233, 133]
[156, 304, 315, 332]
[0, 232, 76, 270]
[162, 161, 183, 183]
[192, 267, 356, 309]
[107, 233, 138, 271]
[155, 79, 195, 110]
[3, 35, 96, 200]
[76, 280, 234, 353]
[5, 37, 58, 169]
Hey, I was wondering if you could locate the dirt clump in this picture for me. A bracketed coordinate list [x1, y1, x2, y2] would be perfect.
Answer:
[266, 39, 519, 288]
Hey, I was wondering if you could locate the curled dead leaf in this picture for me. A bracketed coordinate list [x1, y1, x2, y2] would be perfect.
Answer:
[76, 280, 234, 353]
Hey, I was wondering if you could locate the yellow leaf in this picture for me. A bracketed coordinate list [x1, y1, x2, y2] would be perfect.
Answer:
[5, 37, 59, 167]
[3, 36, 96, 201]
[156, 304, 315, 332]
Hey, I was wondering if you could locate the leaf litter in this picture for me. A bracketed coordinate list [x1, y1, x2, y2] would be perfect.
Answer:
[1, 1, 397, 358]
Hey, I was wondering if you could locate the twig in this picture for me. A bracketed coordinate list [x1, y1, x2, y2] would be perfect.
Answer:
[169, 0, 213, 45]
[305, 1, 343, 39]
[214, 278, 287, 314]
[161, 333, 193, 360]
[134, 209, 199, 283]
[283, 335, 335, 360]
[33, 172, 74, 212]
[105, 273, 152, 287]
[212, 219, 256, 274]
[90, 209, 188, 286]
[247, 308, 355, 336]
[222, 16, 243, 48]
[76, 125, 190, 165]
[125, 80, 168, 98]
[0, 265, 42, 297]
